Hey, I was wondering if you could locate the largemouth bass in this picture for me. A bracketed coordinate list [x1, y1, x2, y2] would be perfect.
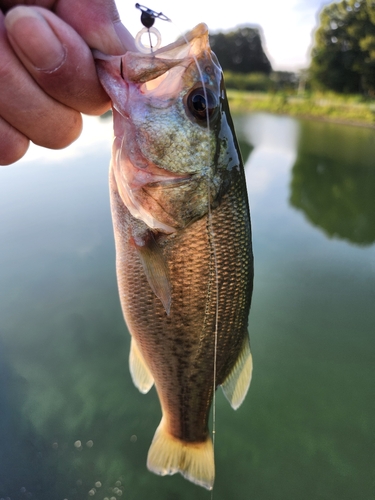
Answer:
[95, 23, 253, 490]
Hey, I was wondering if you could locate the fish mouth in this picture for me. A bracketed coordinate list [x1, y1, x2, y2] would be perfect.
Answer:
[152, 23, 210, 58]
[121, 23, 217, 91]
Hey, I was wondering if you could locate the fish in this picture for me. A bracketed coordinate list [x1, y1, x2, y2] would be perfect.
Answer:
[94, 23, 254, 490]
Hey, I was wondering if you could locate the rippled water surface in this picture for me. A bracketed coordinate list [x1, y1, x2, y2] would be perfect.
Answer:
[0, 113, 374, 500]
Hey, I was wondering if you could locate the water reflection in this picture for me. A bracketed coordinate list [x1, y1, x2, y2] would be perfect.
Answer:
[1, 115, 374, 500]
[290, 120, 375, 246]
[237, 113, 299, 200]
[239, 113, 375, 247]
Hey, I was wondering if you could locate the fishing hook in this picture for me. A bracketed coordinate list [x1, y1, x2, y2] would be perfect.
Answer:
[135, 3, 171, 26]
[135, 3, 171, 54]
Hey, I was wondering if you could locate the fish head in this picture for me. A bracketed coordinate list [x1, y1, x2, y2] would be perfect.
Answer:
[95, 23, 240, 233]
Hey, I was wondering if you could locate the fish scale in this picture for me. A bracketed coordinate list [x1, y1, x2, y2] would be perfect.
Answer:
[110, 163, 252, 444]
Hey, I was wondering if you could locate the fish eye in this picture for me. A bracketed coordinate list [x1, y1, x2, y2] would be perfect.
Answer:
[186, 88, 218, 124]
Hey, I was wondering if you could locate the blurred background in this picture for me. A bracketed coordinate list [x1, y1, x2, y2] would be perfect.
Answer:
[118, 0, 375, 123]
[0, 0, 374, 499]
[117, 0, 327, 71]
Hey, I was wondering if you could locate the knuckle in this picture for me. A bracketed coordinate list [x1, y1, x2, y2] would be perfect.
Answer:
[0, 120, 29, 165]
[0, 140, 29, 165]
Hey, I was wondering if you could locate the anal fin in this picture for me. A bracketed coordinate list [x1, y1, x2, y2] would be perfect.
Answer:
[129, 337, 154, 394]
[221, 334, 253, 410]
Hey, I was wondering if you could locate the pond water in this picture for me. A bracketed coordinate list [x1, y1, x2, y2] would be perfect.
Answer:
[0, 112, 374, 500]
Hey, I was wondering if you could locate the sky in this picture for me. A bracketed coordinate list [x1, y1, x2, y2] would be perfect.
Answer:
[115, 0, 332, 71]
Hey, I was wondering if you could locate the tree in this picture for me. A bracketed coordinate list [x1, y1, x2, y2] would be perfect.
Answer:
[209, 26, 272, 74]
[309, 0, 375, 94]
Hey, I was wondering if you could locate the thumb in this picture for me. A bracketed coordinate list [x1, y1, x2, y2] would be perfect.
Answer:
[55, 0, 137, 54]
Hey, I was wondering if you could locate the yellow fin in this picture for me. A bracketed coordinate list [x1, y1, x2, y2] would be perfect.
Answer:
[129, 337, 154, 394]
[147, 419, 214, 490]
[221, 335, 253, 410]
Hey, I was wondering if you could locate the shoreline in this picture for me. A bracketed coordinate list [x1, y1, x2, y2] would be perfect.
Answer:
[227, 90, 375, 129]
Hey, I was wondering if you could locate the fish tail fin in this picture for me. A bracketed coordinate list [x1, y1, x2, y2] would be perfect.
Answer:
[147, 419, 214, 490]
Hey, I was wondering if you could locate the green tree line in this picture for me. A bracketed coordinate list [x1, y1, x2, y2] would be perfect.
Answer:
[309, 0, 375, 95]
[209, 27, 298, 92]
[209, 26, 272, 75]
[210, 1, 375, 96]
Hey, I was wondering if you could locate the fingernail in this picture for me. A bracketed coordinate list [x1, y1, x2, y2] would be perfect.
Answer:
[5, 7, 66, 71]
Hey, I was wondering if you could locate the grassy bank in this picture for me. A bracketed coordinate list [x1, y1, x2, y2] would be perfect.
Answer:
[227, 90, 375, 127]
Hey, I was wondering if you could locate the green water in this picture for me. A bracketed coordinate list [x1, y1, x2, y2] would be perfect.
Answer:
[0, 113, 374, 500]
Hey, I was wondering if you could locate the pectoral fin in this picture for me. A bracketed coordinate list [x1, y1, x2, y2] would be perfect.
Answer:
[133, 231, 172, 315]
[221, 335, 252, 410]
[129, 337, 154, 394]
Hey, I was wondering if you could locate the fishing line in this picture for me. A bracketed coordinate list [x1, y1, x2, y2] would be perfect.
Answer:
[134, 7, 220, 493]
[163, 16, 220, 495]
[172, 23, 220, 497]
[207, 179, 219, 500]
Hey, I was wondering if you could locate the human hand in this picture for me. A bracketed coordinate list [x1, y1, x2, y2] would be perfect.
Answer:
[0, 0, 136, 165]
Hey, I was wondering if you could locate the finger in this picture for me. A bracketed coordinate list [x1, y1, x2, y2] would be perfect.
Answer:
[1, 0, 137, 53]
[5, 6, 110, 115]
[0, 1, 55, 10]
[0, 116, 29, 165]
[54, 0, 138, 54]
[0, 13, 82, 150]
